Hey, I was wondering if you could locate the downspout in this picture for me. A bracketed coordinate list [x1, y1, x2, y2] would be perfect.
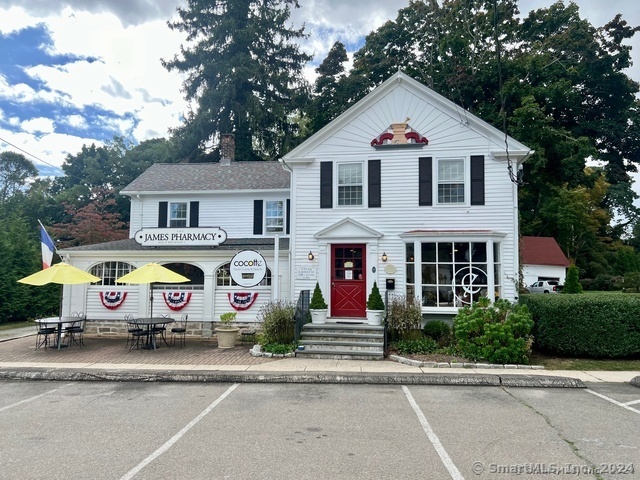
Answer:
[280, 159, 295, 301]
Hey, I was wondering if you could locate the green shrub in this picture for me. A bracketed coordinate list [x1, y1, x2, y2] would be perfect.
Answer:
[520, 293, 640, 358]
[453, 298, 534, 364]
[562, 264, 583, 294]
[391, 337, 439, 355]
[257, 300, 295, 345]
[623, 272, 640, 293]
[591, 274, 623, 291]
[387, 294, 422, 340]
[423, 320, 452, 347]
[309, 282, 327, 309]
[366, 282, 385, 310]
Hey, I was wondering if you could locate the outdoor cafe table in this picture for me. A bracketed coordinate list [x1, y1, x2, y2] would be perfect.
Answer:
[35, 317, 81, 350]
[134, 317, 175, 350]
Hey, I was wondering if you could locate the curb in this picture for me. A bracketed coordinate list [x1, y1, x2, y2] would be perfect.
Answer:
[0, 368, 586, 387]
[389, 354, 545, 370]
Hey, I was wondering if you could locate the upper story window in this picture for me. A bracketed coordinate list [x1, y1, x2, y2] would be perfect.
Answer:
[266, 201, 284, 234]
[90, 261, 135, 286]
[170, 202, 188, 227]
[337, 162, 363, 206]
[437, 159, 465, 204]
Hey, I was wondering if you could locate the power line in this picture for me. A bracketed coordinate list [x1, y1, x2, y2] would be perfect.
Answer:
[0, 135, 63, 173]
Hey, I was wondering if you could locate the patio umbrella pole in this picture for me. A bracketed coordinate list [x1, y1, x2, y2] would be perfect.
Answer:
[149, 284, 154, 317]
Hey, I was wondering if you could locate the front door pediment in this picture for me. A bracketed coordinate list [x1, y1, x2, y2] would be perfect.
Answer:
[314, 217, 383, 240]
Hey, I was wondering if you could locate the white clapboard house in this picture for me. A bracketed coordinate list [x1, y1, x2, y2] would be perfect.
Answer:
[59, 71, 531, 336]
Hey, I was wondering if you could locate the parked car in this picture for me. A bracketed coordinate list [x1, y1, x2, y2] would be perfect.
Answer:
[529, 280, 562, 294]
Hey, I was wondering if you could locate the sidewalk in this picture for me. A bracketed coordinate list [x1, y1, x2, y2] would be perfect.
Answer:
[1, 327, 638, 387]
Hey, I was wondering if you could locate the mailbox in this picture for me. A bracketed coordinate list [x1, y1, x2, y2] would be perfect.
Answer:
[386, 278, 395, 290]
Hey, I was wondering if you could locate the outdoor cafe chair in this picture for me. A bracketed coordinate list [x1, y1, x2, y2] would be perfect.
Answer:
[65, 312, 86, 347]
[34, 320, 56, 350]
[129, 317, 148, 351]
[124, 314, 144, 350]
[152, 314, 169, 346]
[171, 314, 188, 347]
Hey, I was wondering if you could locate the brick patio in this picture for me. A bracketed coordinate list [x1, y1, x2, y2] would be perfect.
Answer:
[0, 335, 277, 366]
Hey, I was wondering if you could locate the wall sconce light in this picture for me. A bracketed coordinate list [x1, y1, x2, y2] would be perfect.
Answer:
[381, 252, 388, 262]
[308, 251, 314, 261]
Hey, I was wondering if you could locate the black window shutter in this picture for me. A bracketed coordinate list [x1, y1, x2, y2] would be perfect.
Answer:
[368, 159, 381, 208]
[253, 200, 263, 235]
[418, 157, 433, 206]
[189, 201, 199, 227]
[286, 199, 291, 235]
[320, 162, 333, 209]
[470, 155, 485, 205]
[158, 202, 168, 227]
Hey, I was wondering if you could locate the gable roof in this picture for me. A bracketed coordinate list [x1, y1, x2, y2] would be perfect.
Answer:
[121, 162, 290, 194]
[520, 236, 570, 267]
[281, 71, 532, 163]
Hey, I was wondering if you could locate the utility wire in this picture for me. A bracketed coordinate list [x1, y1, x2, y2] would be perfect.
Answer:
[0, 135, 63, 172]
[492, 0, 523, 186]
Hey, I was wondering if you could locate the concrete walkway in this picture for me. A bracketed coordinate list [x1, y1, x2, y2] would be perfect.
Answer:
[1, 326, 638, 387]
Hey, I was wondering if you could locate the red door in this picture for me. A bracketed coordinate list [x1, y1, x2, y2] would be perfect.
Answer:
[331, 244, 366, 318]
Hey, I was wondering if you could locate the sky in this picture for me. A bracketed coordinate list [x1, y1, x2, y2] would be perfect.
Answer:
[0, 0, 639, 177]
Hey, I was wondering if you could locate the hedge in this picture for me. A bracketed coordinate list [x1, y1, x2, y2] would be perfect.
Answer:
[520, 293, 640, 358]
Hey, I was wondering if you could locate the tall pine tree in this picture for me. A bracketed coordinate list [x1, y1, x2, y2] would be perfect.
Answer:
[163, 0, 312, 162]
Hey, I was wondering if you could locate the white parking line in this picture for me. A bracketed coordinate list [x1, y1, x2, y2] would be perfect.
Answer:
[585, 389, 640, 415]
[119, 383, 239, 480]
[0, 384, 71, 412]
[622, 399, 640, 406]
[402, 385, 464, 480]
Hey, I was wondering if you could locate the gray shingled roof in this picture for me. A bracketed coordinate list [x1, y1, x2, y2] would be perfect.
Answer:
[61, 237, 290, 253]
[121, 162, 290, 193]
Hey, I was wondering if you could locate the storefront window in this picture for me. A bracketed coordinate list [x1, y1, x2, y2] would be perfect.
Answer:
[406, 241, 499, 308]
[90, 261, 134, 286]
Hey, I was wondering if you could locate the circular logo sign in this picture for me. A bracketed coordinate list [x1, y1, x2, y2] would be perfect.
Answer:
[229, 250, 267, 287]
[452, 266, 487, 306]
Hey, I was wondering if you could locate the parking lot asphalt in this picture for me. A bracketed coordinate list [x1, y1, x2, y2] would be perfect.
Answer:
[1, 327, 639, 387]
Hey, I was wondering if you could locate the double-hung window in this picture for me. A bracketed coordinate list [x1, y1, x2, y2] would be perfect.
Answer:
[337, 162, 363, 206]
[170, 202, 187, 227]
[265, 201, 284, 234]
[437, 159, 465, 204]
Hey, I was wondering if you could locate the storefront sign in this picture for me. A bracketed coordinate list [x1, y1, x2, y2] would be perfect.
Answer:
[295, 265, 317, 280]
[134, 227, 227, 247]
[229, 250, 267, 287]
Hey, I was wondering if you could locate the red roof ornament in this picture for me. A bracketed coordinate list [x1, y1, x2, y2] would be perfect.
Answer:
[371, 119, 429, 147]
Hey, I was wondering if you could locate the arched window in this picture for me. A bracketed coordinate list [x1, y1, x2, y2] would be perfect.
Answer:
[90, 261, 135, 286]
[216, 263, 271, 286]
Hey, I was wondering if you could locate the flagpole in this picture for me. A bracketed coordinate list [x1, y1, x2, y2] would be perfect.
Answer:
[37, 219, 61, 261]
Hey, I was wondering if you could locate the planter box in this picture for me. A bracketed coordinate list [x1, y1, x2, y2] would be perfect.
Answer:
[310, 309, 328, 324]
[215, 326, 240, 348]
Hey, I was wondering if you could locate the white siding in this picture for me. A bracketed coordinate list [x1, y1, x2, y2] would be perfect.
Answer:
[285, 77, 523, 311]
[128, 192, 288, 238]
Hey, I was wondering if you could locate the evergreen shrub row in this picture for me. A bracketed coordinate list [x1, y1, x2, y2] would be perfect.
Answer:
[520, 293, 640, 358]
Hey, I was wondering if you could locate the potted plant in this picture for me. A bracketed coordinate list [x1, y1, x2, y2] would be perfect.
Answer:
[215, 311, 239, 348]
[309, 282, 328, 324]
[366, 281, 385, 326]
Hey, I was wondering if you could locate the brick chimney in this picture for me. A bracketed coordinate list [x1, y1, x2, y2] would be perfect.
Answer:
[220, 133, 235, 165]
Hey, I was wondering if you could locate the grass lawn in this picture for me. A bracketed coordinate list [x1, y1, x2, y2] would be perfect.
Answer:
[530, 352, 640, 371]
[0, 321, 32, 331]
